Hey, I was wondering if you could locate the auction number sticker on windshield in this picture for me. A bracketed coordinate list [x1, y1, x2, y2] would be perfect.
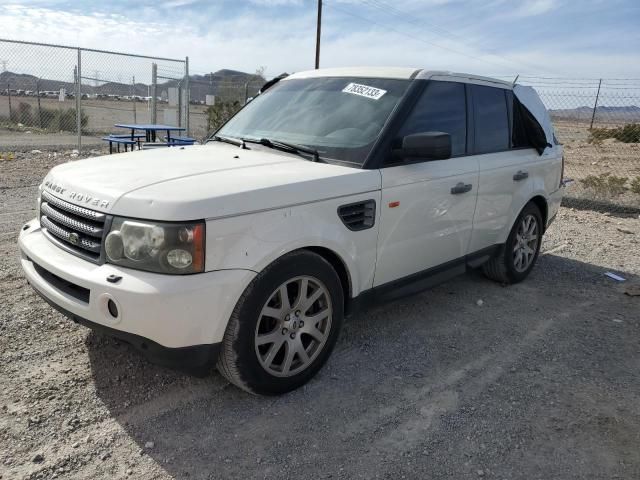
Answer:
[342, 83, 387, 100]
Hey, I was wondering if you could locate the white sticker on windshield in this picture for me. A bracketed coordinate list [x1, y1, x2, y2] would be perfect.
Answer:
[342, 82, 387, 100]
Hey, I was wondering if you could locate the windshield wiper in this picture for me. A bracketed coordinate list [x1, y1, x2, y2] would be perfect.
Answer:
[211, 135, 247, 149]
[242, 137, 321, 162]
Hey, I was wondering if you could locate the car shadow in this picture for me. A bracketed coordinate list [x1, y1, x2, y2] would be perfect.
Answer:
[87, 253, 640, 479]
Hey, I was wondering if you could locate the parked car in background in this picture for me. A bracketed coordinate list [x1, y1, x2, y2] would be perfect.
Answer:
[19, 67, 563, 395]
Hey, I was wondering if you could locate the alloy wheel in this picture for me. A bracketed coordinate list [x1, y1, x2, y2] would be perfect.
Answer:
[513, 214, 539, 272]
[254, 276, 333, 377]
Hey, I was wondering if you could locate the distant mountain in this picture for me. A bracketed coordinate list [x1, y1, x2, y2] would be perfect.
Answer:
[0, 69, 265, 102]
[0, 71, 76, 93]
[551, 105, 640, 122]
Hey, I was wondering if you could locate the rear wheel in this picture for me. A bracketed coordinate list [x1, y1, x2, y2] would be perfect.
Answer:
[217, 251, 344, 395]
[482, 202, 543, 284]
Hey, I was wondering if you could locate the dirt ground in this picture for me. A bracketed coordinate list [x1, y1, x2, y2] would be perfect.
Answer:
[1, 153, 640, 480]
[555, 121, 640, 208]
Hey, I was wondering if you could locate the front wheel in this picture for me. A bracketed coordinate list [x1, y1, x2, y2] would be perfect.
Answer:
[217, 251, 344, 395]
[482, 202, 543, 284]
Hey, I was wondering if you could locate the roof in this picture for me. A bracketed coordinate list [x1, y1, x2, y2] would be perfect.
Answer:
[284, 67, 513, 89]
[286, 67, 420, 80]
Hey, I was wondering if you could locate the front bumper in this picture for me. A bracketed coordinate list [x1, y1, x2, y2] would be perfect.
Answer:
[19, 219, 256, 367]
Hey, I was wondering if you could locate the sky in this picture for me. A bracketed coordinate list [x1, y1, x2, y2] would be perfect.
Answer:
[0, 0, 639, 81]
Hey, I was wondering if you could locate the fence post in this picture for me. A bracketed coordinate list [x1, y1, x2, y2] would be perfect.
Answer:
[36, 78, 42, 129]
[151, 63, 157, 124]
[7, 82, 12, 121]
[76, 48, 82, 152]
[590, 78, 602, 130]
[184, 56, 190, 136]
[177, 83, 182, 128]
[132, 76, 137, 123]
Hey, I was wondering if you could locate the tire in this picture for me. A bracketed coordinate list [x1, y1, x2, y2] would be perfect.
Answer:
[482, 202, 543, 284]
[217, 250, 344, 395]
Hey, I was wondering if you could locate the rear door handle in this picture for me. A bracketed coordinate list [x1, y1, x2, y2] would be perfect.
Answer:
[450, 182, 472, 194]
[513, 170, 529, 181]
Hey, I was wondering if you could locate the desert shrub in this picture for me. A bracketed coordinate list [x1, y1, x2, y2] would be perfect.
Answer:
[206, 100, 242, 133]
[580, 173, 628, 197]
[631, 177, 640, 195]
[9, 102, 34, 125]
[588, 123, 640, 144]
[8, 102, 87, 132]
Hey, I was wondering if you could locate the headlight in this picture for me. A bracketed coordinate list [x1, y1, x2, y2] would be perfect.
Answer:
[105, 217, 205, 274]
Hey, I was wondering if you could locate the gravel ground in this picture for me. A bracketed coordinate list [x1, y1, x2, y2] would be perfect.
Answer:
[1, 153, 639, 480]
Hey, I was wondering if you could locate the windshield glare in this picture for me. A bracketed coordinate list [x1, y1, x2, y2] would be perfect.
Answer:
[216, 77, 411, 165]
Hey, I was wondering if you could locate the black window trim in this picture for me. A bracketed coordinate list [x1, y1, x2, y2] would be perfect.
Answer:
[364, 79, 542, 169]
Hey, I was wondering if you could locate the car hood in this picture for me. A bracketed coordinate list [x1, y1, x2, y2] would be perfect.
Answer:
[42, 143, 381, 220]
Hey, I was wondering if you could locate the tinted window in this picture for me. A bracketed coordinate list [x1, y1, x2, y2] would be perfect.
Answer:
[398, 81, 467, 156]
[511, 95, 541, 150]
[472, 85, 509, 154]
[217, 77, 410, 165]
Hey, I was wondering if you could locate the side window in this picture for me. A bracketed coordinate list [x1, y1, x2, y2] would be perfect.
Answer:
[397, 81, 467, 157]
[472, 85, 509, 154]
[511, 95, 540, 149]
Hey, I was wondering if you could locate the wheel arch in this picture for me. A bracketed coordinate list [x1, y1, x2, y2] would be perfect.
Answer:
[528, 194, 548, 232]
[299, 246, 352, 313]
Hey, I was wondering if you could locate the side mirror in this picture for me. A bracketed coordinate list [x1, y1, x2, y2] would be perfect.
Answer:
[395, 132, 452, 161]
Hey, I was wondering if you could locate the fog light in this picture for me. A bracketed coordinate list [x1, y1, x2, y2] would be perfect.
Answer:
[166, 249, 192, 269]
[107, 299, 119, 318]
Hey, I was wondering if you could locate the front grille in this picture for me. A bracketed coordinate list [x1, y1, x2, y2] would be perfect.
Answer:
[40, 190, 106, 263]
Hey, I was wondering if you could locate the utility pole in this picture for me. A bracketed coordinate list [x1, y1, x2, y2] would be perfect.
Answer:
[315, 0, 322, 69]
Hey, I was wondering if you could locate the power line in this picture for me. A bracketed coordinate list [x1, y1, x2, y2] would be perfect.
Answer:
[356, 0, 554, 75]
[324, 1, 522, 73]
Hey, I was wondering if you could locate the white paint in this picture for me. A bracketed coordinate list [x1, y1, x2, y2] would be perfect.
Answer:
[20, 70, 564, 353]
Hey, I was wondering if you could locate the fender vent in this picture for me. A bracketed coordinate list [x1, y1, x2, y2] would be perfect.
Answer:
[338, 199, 376, 231]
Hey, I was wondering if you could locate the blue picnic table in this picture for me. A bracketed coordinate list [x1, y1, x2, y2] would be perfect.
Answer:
[114, 123, 186, 143]
[103, 124, 194, 153]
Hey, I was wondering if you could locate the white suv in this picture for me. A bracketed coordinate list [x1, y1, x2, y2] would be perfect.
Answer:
[19, 67, 564, 395]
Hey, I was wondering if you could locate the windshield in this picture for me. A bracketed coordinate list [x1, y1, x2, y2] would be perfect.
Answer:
[215, 77, 411, 165]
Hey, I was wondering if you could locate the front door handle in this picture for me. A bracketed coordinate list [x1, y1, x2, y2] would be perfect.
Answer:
[451, 182, 473, 195]
[513, 170, 529, 181]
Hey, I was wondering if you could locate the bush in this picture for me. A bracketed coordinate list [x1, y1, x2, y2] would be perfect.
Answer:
[580, 173, 628, 198]
[206, 100, 242, 134]
[589, 123, 640, 144]
[9, 101, 87, 132]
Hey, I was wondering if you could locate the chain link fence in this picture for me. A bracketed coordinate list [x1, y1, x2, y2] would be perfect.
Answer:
[1, 38, 638, 212]
[499, 76, 640, 212]
[187, 74, 264, 140]
[0, 38, 187, 151]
